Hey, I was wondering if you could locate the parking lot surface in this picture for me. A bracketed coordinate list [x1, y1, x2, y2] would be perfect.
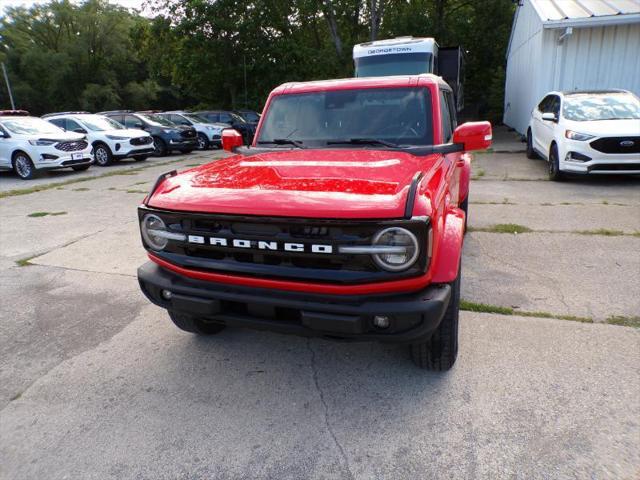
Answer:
[1, 142, 639, 479]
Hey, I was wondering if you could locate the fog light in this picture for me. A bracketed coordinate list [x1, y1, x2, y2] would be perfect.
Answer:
[373, 315, 390, 329]
[161, 289, 173, 300]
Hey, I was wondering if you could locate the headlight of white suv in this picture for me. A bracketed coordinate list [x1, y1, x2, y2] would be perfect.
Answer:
[565, 130, 595, 141]
[140, 214, 186, 251]
[28, 139, 57, 146]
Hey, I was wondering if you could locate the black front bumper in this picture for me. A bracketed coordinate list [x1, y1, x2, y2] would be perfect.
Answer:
[138, 262, 451, 343]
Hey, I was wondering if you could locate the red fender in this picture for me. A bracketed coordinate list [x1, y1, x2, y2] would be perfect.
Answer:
[430, 207, 465, 283]
[458, 154, 472, 204]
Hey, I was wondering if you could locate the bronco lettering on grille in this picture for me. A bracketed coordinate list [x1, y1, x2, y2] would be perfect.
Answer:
[187, 235, 333, 254]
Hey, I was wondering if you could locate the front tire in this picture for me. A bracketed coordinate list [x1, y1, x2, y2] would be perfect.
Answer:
[93, 143, 113, 166]
[526, 128, 537, 159]
[168, 310, 226, 335]
[72, 164, 90, 171]
[13, 152, 37, 180]
[411, 269, 460, 371]
[153, 137, 168, 157]
[548, 143, 564, 181]
[197, 133, 209, 150]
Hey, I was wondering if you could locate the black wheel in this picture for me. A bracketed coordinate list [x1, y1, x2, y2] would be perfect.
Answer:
[548, 143, 564, 181]
[526, 129, 537, 159]
[72, 164, 90, 171]
[153, 137, 168, 156]
[93, 143, 113, 166]
[460, 196, 469, 233]
[411, 268, 460, 371]
[12, 151, 37, 180]
[168, 310, 226, 335]
[197, 133, 209, 150]
[133, 155, 148, 162]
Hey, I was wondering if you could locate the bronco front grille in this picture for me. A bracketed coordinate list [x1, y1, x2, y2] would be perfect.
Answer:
[590, 137, 640, 154]
[130, 136, 153, 146]
[55, 140, 88, 152]
[139, 208, 430, 285]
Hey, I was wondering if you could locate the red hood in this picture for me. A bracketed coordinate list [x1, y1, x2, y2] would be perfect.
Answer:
[148, 149, 438, 218]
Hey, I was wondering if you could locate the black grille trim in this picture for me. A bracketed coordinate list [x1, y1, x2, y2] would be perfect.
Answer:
[139, 207, 431, 284]
[55, 140, 88, 152]
[590, 136, 640, 154]
[130, 136, 153, 146]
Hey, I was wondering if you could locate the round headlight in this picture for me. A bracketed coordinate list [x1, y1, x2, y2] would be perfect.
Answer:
[141, 214, 168, 251]
[371, 227, 419, 271]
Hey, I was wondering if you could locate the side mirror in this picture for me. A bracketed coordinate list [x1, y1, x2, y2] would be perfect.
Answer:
[541, 112, 557, 122]
[453, 121, 492, 152]
[222, 129, 244, 152]
[73, 128, 87, 134]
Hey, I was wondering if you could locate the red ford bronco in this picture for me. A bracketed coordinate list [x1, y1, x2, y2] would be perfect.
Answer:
[137, 74, 491, 370]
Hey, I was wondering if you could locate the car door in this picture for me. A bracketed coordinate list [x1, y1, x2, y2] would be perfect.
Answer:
[531, 95, 550, 153]
[537, 95, 559, 157]
[0, 123, 12, 168]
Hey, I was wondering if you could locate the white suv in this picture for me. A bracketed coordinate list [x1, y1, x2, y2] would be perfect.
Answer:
[44, 112, 154, 166]
[526, 90, 640, 181]
[158, 112, 228, 150]
[0, 111, 93, 180]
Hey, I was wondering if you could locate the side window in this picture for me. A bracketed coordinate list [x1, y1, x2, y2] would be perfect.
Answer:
[550, 96, 561, 116]
[109, 115, 124, 125]
[219, 113, 232, 123]
[439, 90, 453, 143]
[445, 91, 457, 129]
[66, 119, 82, 131]
[124, 115, 142, 129]
[538, 95, 554, 113]
[49, 118, 66, 130]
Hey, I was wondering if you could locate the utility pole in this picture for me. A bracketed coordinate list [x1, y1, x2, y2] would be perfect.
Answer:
[1, 62, 16, 110]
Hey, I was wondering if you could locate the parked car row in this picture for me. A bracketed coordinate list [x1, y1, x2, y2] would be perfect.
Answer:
[0, 108, 261, 180]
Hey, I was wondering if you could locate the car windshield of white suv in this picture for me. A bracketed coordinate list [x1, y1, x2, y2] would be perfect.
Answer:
[139, 114, 175, 127]
[81, 116, 125, 131]
[563, 93, 640, 121]
[257, 87, 433, 147]
[1, 117, 64, 135]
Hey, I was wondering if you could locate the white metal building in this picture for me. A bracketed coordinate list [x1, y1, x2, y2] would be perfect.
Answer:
[503, 0, 640, 134]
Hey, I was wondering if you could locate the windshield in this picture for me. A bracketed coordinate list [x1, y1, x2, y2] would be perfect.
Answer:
[563, 93, 640, 121]
[80, 115, 124, 131]
[257, 87, 432, 147]
[355, 53, 434, 77]
[139, 114, 175, 127]
[1, 117, 64, 135]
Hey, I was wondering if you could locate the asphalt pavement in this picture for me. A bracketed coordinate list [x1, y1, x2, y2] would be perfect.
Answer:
[1, 139, 639, 479]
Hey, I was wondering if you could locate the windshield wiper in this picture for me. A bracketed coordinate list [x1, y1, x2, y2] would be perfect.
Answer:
[257, 138, 306, 149]
[326, 138, 401, 148]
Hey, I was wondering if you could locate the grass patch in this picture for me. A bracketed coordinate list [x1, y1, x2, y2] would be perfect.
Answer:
[575, 228, 625, 237]
[15, 254, 40, 267]
[72, 187, 90, 192]
[468, 223, 533, 234]
[27, 211, 67, 218]
[126, 189, 147, 194]
[606, 315, 640, 328]
[461, 300, 593, 324]
[0, 158, 186, 200]
[471, 168, 485, 180]
[132, 181, 148, 185]
[185, 163, 203, 167]
[9, 391, 22, 401]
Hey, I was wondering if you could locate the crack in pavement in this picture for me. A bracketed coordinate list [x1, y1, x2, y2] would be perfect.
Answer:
[306, 338, 355, 480]
[472, 234, 573, 314]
